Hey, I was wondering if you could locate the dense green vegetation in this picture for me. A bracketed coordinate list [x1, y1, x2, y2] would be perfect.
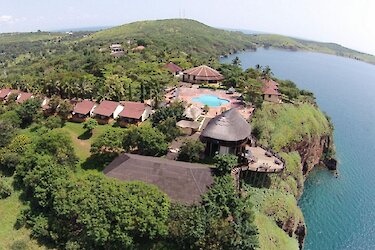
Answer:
[0, 99, 260, 249]
[252, 103, 332, 151]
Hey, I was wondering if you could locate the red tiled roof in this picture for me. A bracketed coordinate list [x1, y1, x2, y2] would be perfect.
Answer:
[0, 88, 11, 99]
[164, 62, 182, 73]
[183, 65, 224, 81]
[119, 101, 147, 119]
[262, 79, 279, 90]
[93, 100, 120, 117]
[263, 87, 281, 96]
[16, 92, 33, 104]
[73, 100, 96, 115]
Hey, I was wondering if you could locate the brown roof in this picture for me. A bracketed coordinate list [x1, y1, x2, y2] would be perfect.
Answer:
[16, 92, 33, 104]
[263, 87, 281, 96]
[183, 65, 224, 81]
[93, 100, 120, 117]
[201, 108, 251, 142]
[176, 120, 200, 129]
[118, 101, 147, 119]
[132, 45, 145, 51]
[73, 100, 96, 115]
[262, 79, 281, 96]
[164, 62, 182, 73]
[0, 88, 11, 99]
[104, 153, 214, 204]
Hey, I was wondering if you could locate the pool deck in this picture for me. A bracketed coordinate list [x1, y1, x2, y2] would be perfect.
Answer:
[167, 86, 254, 120]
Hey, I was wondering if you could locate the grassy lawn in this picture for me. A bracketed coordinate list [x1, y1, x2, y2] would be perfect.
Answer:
[0, 189, 45, 250]
[60, 122, 112, 162]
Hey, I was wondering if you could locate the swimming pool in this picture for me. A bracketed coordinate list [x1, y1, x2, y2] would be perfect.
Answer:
[192, 94, 229, 107]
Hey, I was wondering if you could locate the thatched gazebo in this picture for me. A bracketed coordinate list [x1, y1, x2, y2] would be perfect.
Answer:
[182, 65, 224, 84]
[200, 108, 251, 156]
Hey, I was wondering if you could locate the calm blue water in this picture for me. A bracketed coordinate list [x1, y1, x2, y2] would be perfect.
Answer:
[221, 48, 375, 250]
[192, 94, 229, 107]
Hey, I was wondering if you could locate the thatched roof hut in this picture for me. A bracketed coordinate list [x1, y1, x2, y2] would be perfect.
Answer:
[200, 108, 251, 155]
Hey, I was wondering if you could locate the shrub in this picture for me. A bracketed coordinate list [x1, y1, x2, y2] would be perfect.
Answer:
[44, 116, 64, 129]
[214, 154, 238, 175]
[11, 240, 29, 250]
[0, 177, 13, 199]
[178, 139, 205, 162]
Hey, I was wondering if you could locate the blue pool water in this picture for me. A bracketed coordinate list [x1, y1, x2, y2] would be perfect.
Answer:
[221, 48, 375, 250]
[192, 94, 229, 107]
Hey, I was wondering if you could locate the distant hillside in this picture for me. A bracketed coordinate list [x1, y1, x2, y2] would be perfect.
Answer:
[85, 19, 256, 57]
[87, 19, 375, 64]
[0, 19, 374, 64]
[248, 33, 375, 64]
[0, 32, 66, 45]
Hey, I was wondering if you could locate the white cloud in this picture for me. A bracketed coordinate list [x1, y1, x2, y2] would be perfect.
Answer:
[0, 15, 15, 23]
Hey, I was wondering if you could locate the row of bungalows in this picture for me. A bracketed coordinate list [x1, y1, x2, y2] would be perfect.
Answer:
[72, 99, 152, 126]
[0, 88, 34, 104]
[0, 88, 152, 126]
[261, 79, 282, 103]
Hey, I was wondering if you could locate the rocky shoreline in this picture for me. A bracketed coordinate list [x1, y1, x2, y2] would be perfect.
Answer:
[284, 134, 337, 249]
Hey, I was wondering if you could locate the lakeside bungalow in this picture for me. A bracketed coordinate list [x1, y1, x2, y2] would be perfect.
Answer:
[93, 100, 124, 124]
[164, 62, 183, 76]
[118, 101, 152, 126]
[262, 79, 282, 103]
[0, 88, 12, 102]
[16, 92, 33, 104]
[182, 65, 224, 84]
[71, 100, 97, 122]
[200, 108, 251, 156]
[103, 153, 214, 204]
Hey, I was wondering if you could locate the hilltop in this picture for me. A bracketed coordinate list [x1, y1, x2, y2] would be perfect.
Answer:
[84, 19, 256, 57]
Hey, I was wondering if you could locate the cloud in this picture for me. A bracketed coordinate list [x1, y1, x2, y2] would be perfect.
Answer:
[0, 15, 15, 23]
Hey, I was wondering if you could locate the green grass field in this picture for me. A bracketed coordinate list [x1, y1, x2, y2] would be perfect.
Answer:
[0, 188, 46, 250]
[60, 122, 112, 162]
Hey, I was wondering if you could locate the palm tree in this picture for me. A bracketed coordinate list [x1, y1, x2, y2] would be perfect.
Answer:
[261, 65, 273, 80]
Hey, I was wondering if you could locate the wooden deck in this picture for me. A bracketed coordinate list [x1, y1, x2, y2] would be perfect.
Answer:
[242, 146, 285, 173]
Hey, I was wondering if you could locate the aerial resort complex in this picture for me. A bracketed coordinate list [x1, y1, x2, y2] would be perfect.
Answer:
[0, 18, 341, 250]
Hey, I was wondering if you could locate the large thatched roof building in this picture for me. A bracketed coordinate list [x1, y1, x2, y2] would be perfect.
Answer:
[200, 108, 251, 156]
[103, 153, 214, 204]
[182, 65, 224, 84]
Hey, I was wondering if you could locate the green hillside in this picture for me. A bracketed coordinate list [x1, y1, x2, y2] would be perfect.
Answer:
[87, 19, 375, 64]
[1, 19, 374, 64]
[85, 19, 256, 57]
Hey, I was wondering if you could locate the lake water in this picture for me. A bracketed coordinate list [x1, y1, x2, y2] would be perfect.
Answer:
[221, 48, 375, 250]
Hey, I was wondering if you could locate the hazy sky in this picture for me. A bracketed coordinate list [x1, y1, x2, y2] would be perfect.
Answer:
[1, 0, 374, 55]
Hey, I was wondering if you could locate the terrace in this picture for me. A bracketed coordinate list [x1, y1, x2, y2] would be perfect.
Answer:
[242, 145, 285, 173]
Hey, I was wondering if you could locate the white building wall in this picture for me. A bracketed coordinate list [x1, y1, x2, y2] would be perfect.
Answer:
[113, 105, 124, 119]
